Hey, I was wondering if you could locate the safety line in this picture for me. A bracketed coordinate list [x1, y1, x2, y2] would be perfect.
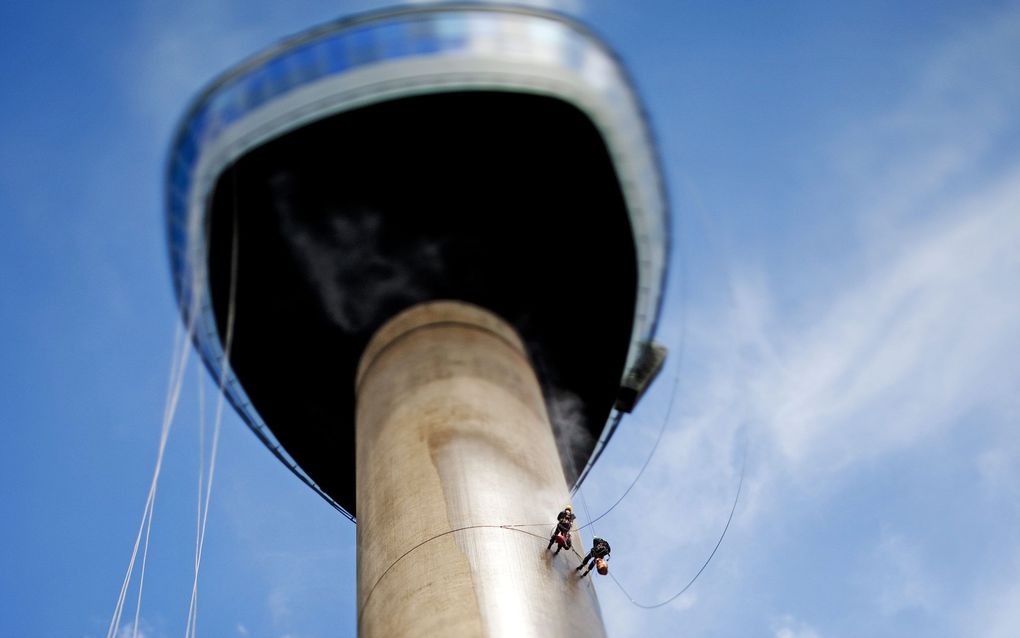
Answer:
[357, 523, 583, 628]
[130, 481, 157, 638]
[576, 373, 680, 532]
[606, 446, 746, 609]
[573, 185, 690, 495]
[186, 164, 241, 638]
[577, 484, 597, 539]
[501, 373, 680, 537]
[572, 212, 689, 526]
[108, 260, 204, 638]
[187, 357, 206, 638]
[129, 266, 205, 638]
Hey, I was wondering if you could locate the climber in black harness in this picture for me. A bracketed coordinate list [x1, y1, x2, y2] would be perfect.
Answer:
[547, 506, 575, 554]
[577, 537, 611, 576]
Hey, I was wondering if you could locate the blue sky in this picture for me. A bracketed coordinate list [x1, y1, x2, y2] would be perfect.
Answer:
[3, 1, 1019, 637]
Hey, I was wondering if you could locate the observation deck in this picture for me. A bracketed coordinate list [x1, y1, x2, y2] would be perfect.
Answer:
[166, 4, 670, 520]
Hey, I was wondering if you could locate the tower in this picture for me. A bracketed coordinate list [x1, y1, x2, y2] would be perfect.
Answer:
[166, 5, 669, 636]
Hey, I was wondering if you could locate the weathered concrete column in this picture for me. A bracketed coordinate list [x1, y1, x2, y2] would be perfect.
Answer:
[355, 301, 606, 638]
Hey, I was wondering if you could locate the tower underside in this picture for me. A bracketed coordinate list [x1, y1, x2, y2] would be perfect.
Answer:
[168, 4, 671, 518]
[207, 91, 637, 515]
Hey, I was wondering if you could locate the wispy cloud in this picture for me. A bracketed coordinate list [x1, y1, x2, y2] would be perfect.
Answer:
[594, 2, 1020, 636]
[962, 557, 1020, 638]
[772, 615, 821, 638]
[267, 587, 291, 625]
[868, 531, 938, 615]
[758, 165, 1020, 475]
[116, 620, 151, 638]
[977, 445, 1020, 498]
[123, 0, 276, 134]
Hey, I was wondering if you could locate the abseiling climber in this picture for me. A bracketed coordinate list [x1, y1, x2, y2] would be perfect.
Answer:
[577, 537, 611, 577]
[547, 506, 576, 554]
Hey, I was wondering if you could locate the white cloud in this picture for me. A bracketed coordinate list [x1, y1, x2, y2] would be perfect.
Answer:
[969, 581, 1020, 638]
[124, 0, 275, 133]
[869, 532, 938, 615]
[624, 0, 1020, 517]
[593, 3, 1020, 636]
[236, 622, 249, 635]
[831, 3, 1020, 225]
[722, 0, 1020, 474]
[758, 166, 1020, 476]
[957, 550, 1020, 638]
[977, 446, 1020, 497]
[772, 615, 821, 638]
[268, 587, 291, 624]
[116, 621, 150, 638]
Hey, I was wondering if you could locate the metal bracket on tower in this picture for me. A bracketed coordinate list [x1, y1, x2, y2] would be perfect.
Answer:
[615, 341, 668, 413]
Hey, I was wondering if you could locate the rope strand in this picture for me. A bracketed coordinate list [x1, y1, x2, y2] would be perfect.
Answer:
[187, 358, 206, 638]
[108, 262, 203, 638]
[185, 164, 241, 638]
[576, 374, 680, 532]
[606, 445, 746, 609]
[357, 522, 584, 630]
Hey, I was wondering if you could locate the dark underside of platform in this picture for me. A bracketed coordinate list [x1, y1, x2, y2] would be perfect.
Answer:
[207, 91, 637, 517]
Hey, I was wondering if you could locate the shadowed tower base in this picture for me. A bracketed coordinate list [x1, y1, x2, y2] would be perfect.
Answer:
[355, 301, 606, 637]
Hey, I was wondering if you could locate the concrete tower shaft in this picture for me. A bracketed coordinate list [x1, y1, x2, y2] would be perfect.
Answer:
[355, 301, 604, 637]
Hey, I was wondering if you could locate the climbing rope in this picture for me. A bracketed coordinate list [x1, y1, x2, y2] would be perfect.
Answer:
[605, 445, 746, 609]
[499, 371, 681, 536]
[188, 357, 206, 638]
[356, 449, 743, 623]
[577, 484, 597, 538]
[360, 443, 745, 620]
[486, 370, 682, 539]
[185, 165, 241, 638]
[109, 160, 242, 638]
[357, 522, 587, 628]
[576, 373, 680, 533]
[108, 260, 204, 638]
[358, 460, 742, 625]
[573, 207, 690, 531]
[496, 435, 746, 613]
